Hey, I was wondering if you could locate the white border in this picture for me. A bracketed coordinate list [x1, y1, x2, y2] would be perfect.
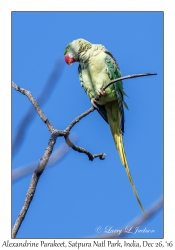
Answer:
[0, 0, 175, 246]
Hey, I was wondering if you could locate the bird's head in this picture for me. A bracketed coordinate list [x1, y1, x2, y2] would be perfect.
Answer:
[64, 38, 92, 65]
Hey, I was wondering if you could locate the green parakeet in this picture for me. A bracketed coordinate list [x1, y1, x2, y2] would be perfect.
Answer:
[64, 38, 145, 214]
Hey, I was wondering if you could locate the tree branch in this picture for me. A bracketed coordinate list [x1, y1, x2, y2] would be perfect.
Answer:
[65, 107, 95, 132]
[12, 81, 105, 159]
[12, 132, 58, 238]
[12, 135, 77, 182]
[12, 72, 156, 238]
[12, 82, 47, 122]
[65, 134, 106, 161]
[12, 58, 63, 155]
[95, 72, 157, 102]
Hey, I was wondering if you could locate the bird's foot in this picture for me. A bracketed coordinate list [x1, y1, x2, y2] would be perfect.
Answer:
[91, 98, 99, 110]
[97, 88, 106, 97]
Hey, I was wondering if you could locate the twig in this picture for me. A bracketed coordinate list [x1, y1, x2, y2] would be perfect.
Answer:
[12, 82, 50, 129]
[64, 107, 106, 160]
[65, 107, 95, 132]
[12, 81, 105, 160]
[90, 196, 163, 239]
[12, 72, 156, 238]
[12, 59, 63, 155]
[95, 72, 157, 102]
[65, 135, 106, 161]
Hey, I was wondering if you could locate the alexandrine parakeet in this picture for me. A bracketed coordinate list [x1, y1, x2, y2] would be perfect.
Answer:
[64, 38, 145, 214]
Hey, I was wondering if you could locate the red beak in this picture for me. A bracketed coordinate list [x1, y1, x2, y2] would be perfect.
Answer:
[64, 54, 76, 65]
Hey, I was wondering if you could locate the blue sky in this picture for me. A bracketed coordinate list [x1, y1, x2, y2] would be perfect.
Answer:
[12, 12, 163, 238]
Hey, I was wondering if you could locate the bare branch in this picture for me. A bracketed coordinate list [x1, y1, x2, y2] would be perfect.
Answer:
[90, 196, 163, 239]
[12, 132, 58, 238]
[65, 73, 157, 130]
[12, 135, 77, 182]
[104, 72, 157, 90]
[65, 135, 106, 161]
[12, 81, 49, 125]
[12, 85, 102, 238]
[65, 107, 95, 132]
[95, 72, 157, 102]
[12, 59, 63, 155]
[12, 82, 104, 160]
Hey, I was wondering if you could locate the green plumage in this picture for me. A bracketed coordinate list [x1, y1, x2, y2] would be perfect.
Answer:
[105, 53, 128, 133]
[64, 39, 145, 214]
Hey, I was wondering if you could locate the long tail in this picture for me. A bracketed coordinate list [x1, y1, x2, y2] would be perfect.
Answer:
[105, 101, 146, 214]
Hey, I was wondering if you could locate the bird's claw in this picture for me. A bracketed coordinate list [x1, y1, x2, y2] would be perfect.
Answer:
[91, 89, 105, 109]
[97, 88, 106, 97]
[91, 98, 99, 110]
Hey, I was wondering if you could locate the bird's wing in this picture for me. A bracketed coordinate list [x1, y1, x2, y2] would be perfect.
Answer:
[104, 50, 128, 133]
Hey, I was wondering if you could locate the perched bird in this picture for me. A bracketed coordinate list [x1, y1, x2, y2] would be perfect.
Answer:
[64, 38, 145, 214]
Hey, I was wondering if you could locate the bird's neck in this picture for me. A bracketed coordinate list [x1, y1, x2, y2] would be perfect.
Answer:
[79, 45, 102, 68]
